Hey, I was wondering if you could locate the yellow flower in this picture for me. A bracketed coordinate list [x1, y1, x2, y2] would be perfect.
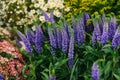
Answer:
[64, 7, 70, 12]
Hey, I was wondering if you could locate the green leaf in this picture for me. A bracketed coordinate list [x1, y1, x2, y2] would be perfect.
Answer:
[104, 61, 112, 77]
[113, 73, 120, 80]
[70, 59, 79, 80]
[54, 58, 69, 69]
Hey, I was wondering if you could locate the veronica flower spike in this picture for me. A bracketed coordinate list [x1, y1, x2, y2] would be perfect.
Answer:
[112, 26, 120, 49]
[92, 62, 99, 80]
[68, 29, 74, 69]
[17, 30, 33, 53]
[101, 22, 109, 45]
[35, 26, 44, 53]
[0, 73, 4, 80]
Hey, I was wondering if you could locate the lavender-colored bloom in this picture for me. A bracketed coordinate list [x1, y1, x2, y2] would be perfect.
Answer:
[42, 12, 54, 23]
[77, 18, 85, 45]
[101, 22, 109, 45]
[108, 17, 117, 40]
[56, 29, 62, 48]
[0, 73, 4, 80]
[15, 36, 22, 48]
[112, 27, 120, 49]
[92, 21, 101, 44]
[92, 31, 97, 44]
[84, 12, 93, 32]
[26, 29, 35, 45]
[62, 28, 69, 53]
[48, 27, 57, 48]
[50, 75, 56, 80]
[35, 26, 44, 53]
[68, 31, 74, 69]
[84, 12, 90, 23]
[17, 30, 33, 53]
[72, 17, 77, 42]
[63, 21, 70, 39]
[92, 63, 99, 80]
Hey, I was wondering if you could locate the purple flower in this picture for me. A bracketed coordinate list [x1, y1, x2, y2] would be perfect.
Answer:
[84, 12, 93, 32]
[42, 12, 54, 23]
[15, 36, 22, 48]
[17, 30, 33, 53]
[35, 26, 44, 53]
[62, 28, 69, 53]
[92, 21, 101, 44]
[50, 75, 56, 80]
[68, 31, 74, 69]
[56, 29, 62, 48]
[63, 21, 71, 39]
[26, 28, 35, 45]
[84, 12, 90, 23]
[77, 17, 85, 45]
[48, 27, 57, 48]
[72, 17, 77, 42]
[112, 27, 120, 49]
[101, 22, 109, 45]
[92, 63, 99, 80]
[0, 73, 4, 80]
[108, 17, 117, 40]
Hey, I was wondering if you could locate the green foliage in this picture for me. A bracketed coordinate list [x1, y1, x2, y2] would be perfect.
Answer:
[64, 0, 120, 23]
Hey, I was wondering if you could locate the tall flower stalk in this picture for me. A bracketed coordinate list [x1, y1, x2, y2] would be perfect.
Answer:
[101, 22, 109, 45]
[92, 21, 101, 44]
[112, 26, 120, 49]
[48, 26, 57, 54]
[108, 17, 117, 40]
[17, 30, 33, 53]
[35, 25, 44, 53]
[92, 62, 99, 80]
[77, 17, 85, 45]
[62, 27, 69, 53]
[68, 29, 74, 69]
[72, 17, 77, 42]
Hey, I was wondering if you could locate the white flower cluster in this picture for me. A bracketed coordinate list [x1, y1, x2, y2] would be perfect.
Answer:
[0, 0, 70, 28]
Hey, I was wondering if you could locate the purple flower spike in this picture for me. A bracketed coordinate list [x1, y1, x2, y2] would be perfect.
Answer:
[92, 62, 99, 80]
[72, 17, 77, 42]
[15, 36, 22, 48]
[62, 28, 69, 53]
[68, 31, 74, 69]
[42, 12, 54, 23]
[26, 29, 35, 45]
[0, 73, 4, 80]
[108, 17, 117, 40]
[101, 22, 109, 45]
[77, 18, 85, 45]
[48, 27, 57, 48]
[92, 21, 101, 44]
[84, 12, 93, 32]
[56, 29, 62, 48]
[50, 75, 56, 80]
[112, 27, 120, 49]
[17, 30, 33, 53]
[35, 26, 44, 53]
[63, 21, 71, 39]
